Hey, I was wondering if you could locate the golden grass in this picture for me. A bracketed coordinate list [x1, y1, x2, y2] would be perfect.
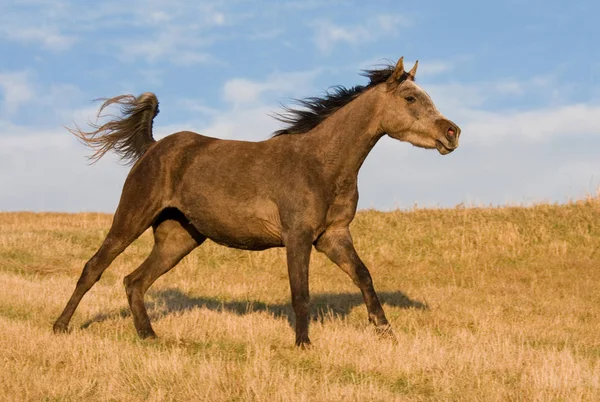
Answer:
[1, 196, 599, 401]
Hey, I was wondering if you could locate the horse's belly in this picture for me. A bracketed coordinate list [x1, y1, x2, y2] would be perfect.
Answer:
[175, 166, 284, 249]
[185, 209, 284, 251]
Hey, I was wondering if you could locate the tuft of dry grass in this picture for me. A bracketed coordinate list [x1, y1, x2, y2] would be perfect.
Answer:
[1, 196, 599, 401]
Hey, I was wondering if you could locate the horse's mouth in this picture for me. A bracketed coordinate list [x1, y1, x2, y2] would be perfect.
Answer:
[435, 140, 456, 155]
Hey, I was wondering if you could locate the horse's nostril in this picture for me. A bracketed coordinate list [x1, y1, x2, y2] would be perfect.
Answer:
[446, 127, 457, 142]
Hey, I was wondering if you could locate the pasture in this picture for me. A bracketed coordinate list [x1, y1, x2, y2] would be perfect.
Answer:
[1, 197, 599, 401]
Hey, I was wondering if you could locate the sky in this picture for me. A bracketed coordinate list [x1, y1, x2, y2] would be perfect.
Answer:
[1, 0, 599, 212]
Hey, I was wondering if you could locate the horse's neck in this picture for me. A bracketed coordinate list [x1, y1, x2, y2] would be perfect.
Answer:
[303, 88, 384, 184]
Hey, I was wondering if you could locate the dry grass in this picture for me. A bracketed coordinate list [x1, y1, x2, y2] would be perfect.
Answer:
[1, 197, 599, 401]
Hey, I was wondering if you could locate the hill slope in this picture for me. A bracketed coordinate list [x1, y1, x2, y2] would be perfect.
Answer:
[1, 199, 599, 401]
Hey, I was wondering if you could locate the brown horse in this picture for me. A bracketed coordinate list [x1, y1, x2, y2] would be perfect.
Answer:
[54, 57, 461, 346]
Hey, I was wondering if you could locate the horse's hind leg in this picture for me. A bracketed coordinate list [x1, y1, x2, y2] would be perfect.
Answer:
[123, 209, 205, 338]
[53, 201, 159, 333]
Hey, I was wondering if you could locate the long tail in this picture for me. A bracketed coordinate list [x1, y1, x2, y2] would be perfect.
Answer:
[68, 92, 159, 165]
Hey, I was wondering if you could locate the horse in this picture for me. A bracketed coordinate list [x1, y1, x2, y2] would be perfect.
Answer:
[54, 57, 461, 347]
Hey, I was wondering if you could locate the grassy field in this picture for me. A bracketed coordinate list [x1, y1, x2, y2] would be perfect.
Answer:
[1, 197, 599, 401]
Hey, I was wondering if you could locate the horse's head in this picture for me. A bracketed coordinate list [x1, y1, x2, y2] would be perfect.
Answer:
[378, 57, 460, 155]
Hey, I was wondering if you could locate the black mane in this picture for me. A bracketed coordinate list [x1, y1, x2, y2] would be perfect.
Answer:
[272, 63, 409, 136]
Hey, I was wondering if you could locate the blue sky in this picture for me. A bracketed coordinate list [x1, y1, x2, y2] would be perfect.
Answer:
[1, 0, 599, 211]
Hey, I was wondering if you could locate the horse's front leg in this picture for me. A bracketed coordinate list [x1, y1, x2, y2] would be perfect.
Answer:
[284, 230, 313, 347]
[315, 227, 394, 339]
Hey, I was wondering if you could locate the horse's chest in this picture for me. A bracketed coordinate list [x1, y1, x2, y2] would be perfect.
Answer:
[326, 188, 359, 225]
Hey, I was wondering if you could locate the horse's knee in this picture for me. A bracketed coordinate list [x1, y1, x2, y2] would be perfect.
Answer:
[123, 274, 140, 300]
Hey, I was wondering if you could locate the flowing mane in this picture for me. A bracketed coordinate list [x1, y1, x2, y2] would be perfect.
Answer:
[272, 63, 411, 136]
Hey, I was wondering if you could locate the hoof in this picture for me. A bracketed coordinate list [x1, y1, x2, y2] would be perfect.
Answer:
[375, 325, 398, 343]
[53, 322, 69, 334]
[138, 329, 157, 339]
[295, 338, 312, 349]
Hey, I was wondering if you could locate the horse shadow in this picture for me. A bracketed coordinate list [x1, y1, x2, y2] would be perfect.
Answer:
[81, 288, 427, 329]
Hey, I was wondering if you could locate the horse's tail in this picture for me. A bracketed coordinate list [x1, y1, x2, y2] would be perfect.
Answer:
[68, 92, 159, 165]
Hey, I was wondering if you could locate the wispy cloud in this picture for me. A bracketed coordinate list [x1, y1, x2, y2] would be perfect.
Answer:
[0, 1, 78, 51]
[197, 106, 279, 141]
[313, 15, 411, 54]
[425, 73, 565, 112]
[248, 29, 284, 41]
[463, 104, 600, 144]
[222, 70, 322, 107]
[0, 71, 35, 115]
[417, 61, 454, 77]
[0, 71, 87, 126]
[0, 26, 76, 51]
[0, 1, 231, 64]
[115, 4, 229, 65]
[118, 30, 216, 66]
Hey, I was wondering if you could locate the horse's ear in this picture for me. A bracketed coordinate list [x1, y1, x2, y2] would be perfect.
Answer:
[388, 56, 405, 82]
[408, 60, 418, 80]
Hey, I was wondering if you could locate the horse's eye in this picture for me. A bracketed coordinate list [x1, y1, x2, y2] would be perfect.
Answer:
[404, 96, 416, 103]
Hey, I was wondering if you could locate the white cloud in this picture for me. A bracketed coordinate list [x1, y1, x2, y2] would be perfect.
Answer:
[0, 72, 87, 126]
[493, 81, 525, 95]
[0, 120, 122, 212]
[222, 70, 322, 107]
[117, 22, 219, 65]
[249, 29, 284, 41]
[118, 30, 214, 65]
[223, 79, 266, 105]
[279, 0, 343, 11]
[0, 25, 76, 51]
[313, 15, 411, 54]
[463, 104, 600, 144]
[423, 73, 564, 115]
[417, 61, 454, 77]
[375, 15, 409, 32]
[313, 21, 369, 53]
[0, 131, 71, 154]
[212, 12, 226, 25]
[0, 137, 127, 212]
[0, 71, 35, 115]
[198, 106, 279, 141]
[0, 1, 229, 65]
[177, 99, 220, 116]
[172, 52, 215, 66]
[110, 2, 235, 65]
[204, 69, 327, 138]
